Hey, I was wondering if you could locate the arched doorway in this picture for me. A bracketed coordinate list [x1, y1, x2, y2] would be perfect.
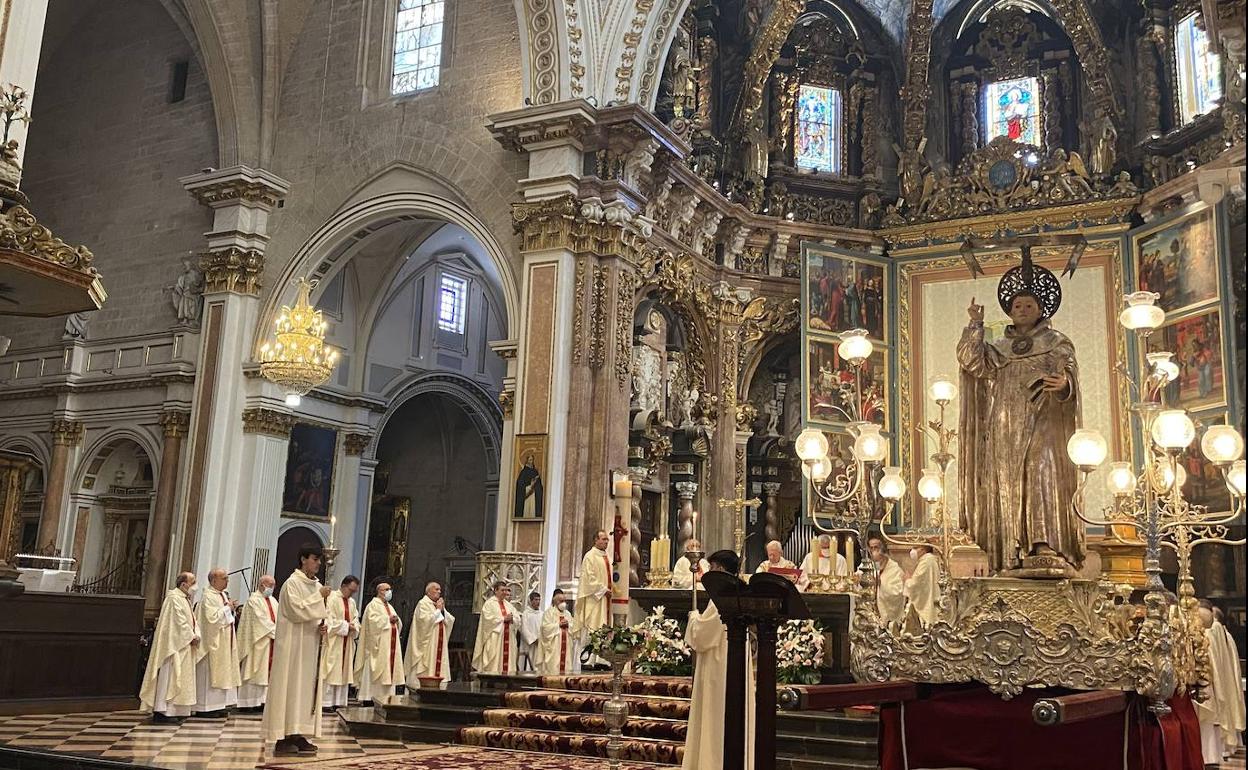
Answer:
[274, 525, 326, 595]
[366, 387, 499, 647]
[71, 437, 156, 594]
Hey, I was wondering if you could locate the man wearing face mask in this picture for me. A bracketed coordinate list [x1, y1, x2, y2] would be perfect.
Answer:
[322, 575, 361, 710]
[237, 575, 278, 710]
[904, 544, 941, 626]
[538, 589, 579, 675]
[139, 572, 201, 724]
[355, 579, 404, 704]
[406, 581, 456, 685]
[867, 534, 905, 625]
[194, 567, 241, 717]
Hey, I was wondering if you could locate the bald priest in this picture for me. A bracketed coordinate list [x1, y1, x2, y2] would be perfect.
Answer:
[139, 572, 202, 723]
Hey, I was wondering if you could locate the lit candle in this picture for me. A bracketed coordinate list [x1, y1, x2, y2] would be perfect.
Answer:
[810, 537, 821, 576]
[330, 515, 337, 549]
[691, 511, 698, 544]
[845, 535, 855, 572]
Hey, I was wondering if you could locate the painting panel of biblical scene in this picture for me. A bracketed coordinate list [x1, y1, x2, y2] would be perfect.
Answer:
[1149, 307, 1226, 412]
[806, 338, 887, 429]
[805, 251, 887, 341]
[1134, 206, 1220, 316]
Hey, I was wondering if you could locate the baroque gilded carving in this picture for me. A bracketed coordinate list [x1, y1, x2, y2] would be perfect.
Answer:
[343, 432, 372, 456]
[589, 265, 608, 370]
[200, 247, 264, 295]
[899, 0, 937, 152]
[159, 410, 190, 439]
[498, 389, 514, 419]
[50, 419, 85, 447]
[512, 195, 645, 262]
[0, 205, 97, 275]
[241, 407, 295, 438]
[524, 0, 560, 105]
[615, 268, 636, 388]
[572, 258, 586, 366]
[729, 0, 803, 139]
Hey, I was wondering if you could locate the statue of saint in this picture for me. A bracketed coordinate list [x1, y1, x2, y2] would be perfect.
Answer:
[956, 258, 1084, 574]
[168, 258, 204, 326]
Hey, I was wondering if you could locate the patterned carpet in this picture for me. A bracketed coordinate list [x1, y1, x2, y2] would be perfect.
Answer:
[457, 726, 683, 765]
[481, 708, 687, 741]
[538, 675, 693, 698]
[258, 745, 663, 769]
[502, 690, 691, 720]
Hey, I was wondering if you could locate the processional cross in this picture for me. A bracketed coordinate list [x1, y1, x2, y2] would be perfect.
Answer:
[719, 482, 762, 575]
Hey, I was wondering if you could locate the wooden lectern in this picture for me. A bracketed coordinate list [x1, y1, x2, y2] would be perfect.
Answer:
[701, 570, 810, 770]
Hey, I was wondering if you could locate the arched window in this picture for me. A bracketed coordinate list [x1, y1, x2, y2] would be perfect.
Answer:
[1174, 12, 1222, 124]
[392, 0, 445, 94]
[795, 84, 843, 174]
[984, 76, 1041, 145]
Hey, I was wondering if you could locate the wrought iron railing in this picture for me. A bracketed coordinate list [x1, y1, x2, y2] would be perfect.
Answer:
[71, 554, 144, 596]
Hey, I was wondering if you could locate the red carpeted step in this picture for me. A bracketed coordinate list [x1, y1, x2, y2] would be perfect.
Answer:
[458, 725, 685, 765]
[481, 707, 687, 741]
[503, 689, 691, 720]
[540, 674, 694, 698]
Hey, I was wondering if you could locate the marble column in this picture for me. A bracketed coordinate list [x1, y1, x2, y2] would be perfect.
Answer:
[332, 432, 371, 581]
[174, 166, 288, 581]
[224, 408, 294, 595]
[37, 418, 83, 553]
[0, 0, 50, 175]
[675, 480, 698, 553]
[142, 409, 189, 617]
[762, 481, 782, 543]
[628, 467, 646, 586]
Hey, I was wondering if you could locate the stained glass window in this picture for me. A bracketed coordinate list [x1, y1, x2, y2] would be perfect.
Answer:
[437, 274, 467, 334]
[392, 0, 445, 94]
[1175, 13, 1223, 125]
[795, 84, 842, 174]
[984, 76, 1041, 145]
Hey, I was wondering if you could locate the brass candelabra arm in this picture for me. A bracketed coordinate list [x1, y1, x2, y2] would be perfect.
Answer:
[810, 458, 864, 505]
[1069, 469, 1115, 528]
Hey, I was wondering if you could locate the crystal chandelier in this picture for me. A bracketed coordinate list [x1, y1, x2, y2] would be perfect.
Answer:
[259, 278, 339, 407]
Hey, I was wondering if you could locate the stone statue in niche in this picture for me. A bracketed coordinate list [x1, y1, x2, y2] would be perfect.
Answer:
[1087, 107, 1117, 177]
[672, 386, 698, 428]
[167, 257, 204, 327]
[763, 397, 781, 436]
[631, 345, 664, 413]
[63, 312, 88, 340]
[665, 25, 695, 119]
[782, 372, 801, 440]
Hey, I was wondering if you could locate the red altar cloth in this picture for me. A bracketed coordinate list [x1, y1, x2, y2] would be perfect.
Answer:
[878, 684, 1202, 770]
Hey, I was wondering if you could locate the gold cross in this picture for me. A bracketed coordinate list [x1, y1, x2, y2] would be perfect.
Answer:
[719, 482, 762, 567]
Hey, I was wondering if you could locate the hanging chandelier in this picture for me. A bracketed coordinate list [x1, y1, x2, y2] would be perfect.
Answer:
[259, 278, 339, 407]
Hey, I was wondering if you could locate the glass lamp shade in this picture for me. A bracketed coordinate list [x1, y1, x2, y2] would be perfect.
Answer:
[852, 424, 889, 463]
[1159, 462, 1188, 491]
[1146, 352, 1180, 383]
[284, 393, 302, 407]
[1151, 410, 1196, 449]
[877, 466, 906, 501]
[1106, 461, 1137, 496]
[795, 429, 830, 462]
[929, 376, 958, 403]
[1201, 425, 1245, 464]
[837, 330, 874, 363]
[1119, 291, 1166, 331]
[801, 456, 832, 484]
[1228, 460, 1246, 497]
[917, 469, 943, 502]
[1066, 429, 1109, 469]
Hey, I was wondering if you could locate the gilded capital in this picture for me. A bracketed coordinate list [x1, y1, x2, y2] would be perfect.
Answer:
[497, 389, 514, 419]
[343, 432, 372, 456]
[50, 419, 84, 446]
[159, 410, 191, 438]
[241, 407, 295, 437]
[200, 247, 264, 295]
[180, 165, 290, 210]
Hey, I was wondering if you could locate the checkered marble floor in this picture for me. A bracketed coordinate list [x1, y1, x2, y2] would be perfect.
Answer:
[0, 709, 428, 770]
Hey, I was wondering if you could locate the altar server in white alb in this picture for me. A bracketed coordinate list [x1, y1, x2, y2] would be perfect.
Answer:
[519, 591, 543, 671]
[194, 567, 241, 716]
[237, 574, 278, 710]
[355, 579, 405, 703]
[672, 538, 712, 589]
[262, 544, 331, 757]
[904, 544, 942, 626]
[406, 581, 455, 685]
[473, 581, 518, 675]
[139, 572, 201, 723]
[322, 575, 360, 709]
[867, 534, 906, 625]
[683, 550, 754, 770]
[797, 534, 848, 592]
[573, 530, 613, 638]
[538, 588, 579, 675]
[1207, 605, 1246, 760]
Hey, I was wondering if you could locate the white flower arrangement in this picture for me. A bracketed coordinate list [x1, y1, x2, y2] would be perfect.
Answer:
[632, 605, 693, 676]
[776, 619, 825, 684]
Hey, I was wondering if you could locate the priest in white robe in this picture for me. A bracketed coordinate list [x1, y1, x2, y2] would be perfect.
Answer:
[1196, 606, 1225, 763]
[755, 540, 797, 575]
[683, 550, 754, 770]
[904, 545, 942, 626]
[355, 579, 404, 703]
[538, 589, 579, 676]
[139, 572, 201, 723]
[262, 544, 332, 757]
[574, 530, 613, 638]
[673, 538, 712, 589]
[473, 581, 518, 675]
[194, 568, 240, 716]
[1209, 606, 1246, 760]
[519, 591, 543, 672]
[797, 534, 848, 592]
[238, 574, 277, 710]
[321, 575, 360, 709]
[867, 534, 905, 625]
[405, 581, 456, 685]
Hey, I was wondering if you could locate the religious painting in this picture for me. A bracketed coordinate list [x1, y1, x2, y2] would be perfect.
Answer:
[805, 252, 887, 341]
[795, 84, 842, 174]
[1134, 207, 1219, 316]
[513, 434, 547, 520]
[806, 338, 887, 428]
[984, 76, 1041, 145]
[1181, 420, 1233, 513]
[1149, 308, 1225, 411]
[282, 423, 337, 517]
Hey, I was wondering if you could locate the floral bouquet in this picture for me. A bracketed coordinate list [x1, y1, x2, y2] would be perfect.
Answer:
[586, 623, 645, 659]
[632, 606, 693, 676]
[777, 619, 825, 685]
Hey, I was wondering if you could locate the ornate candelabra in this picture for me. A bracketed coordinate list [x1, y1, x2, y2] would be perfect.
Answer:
[684, 545, 704, 609]
[719, 483, 761, 579]
[1064, 291, 1246, 712]
[259, 277, 340, 407]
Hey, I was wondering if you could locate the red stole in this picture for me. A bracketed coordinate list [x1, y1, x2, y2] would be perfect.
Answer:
[341, 596, 351, 673]
[558, 618, 568, 675]
[264, 596, 276, 674]
[499, 599, 512, 674]
[602, 551, 613, 612]
[434, 611, 445, 679]
[383, 601, 397, 679]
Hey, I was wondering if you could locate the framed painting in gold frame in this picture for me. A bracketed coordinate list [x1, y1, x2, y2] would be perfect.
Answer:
[1146, 306, 1226, 412]
[805, 249, 889, 342]
[512, 433, 548, 521]
[1131, 204, 1220, 317]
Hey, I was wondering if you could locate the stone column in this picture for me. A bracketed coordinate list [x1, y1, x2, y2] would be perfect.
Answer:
[142, 409, 189, 616]
[225, 407, 294, 594]
[762, 481, 782, 543]
[675, 480, 698, 553]
[628, 467, 646, 586]
[333, 432, 371, 579]
[37, 418, 83, 553]
[174, 166, 288, 579]
[0, 0, 50, 175]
